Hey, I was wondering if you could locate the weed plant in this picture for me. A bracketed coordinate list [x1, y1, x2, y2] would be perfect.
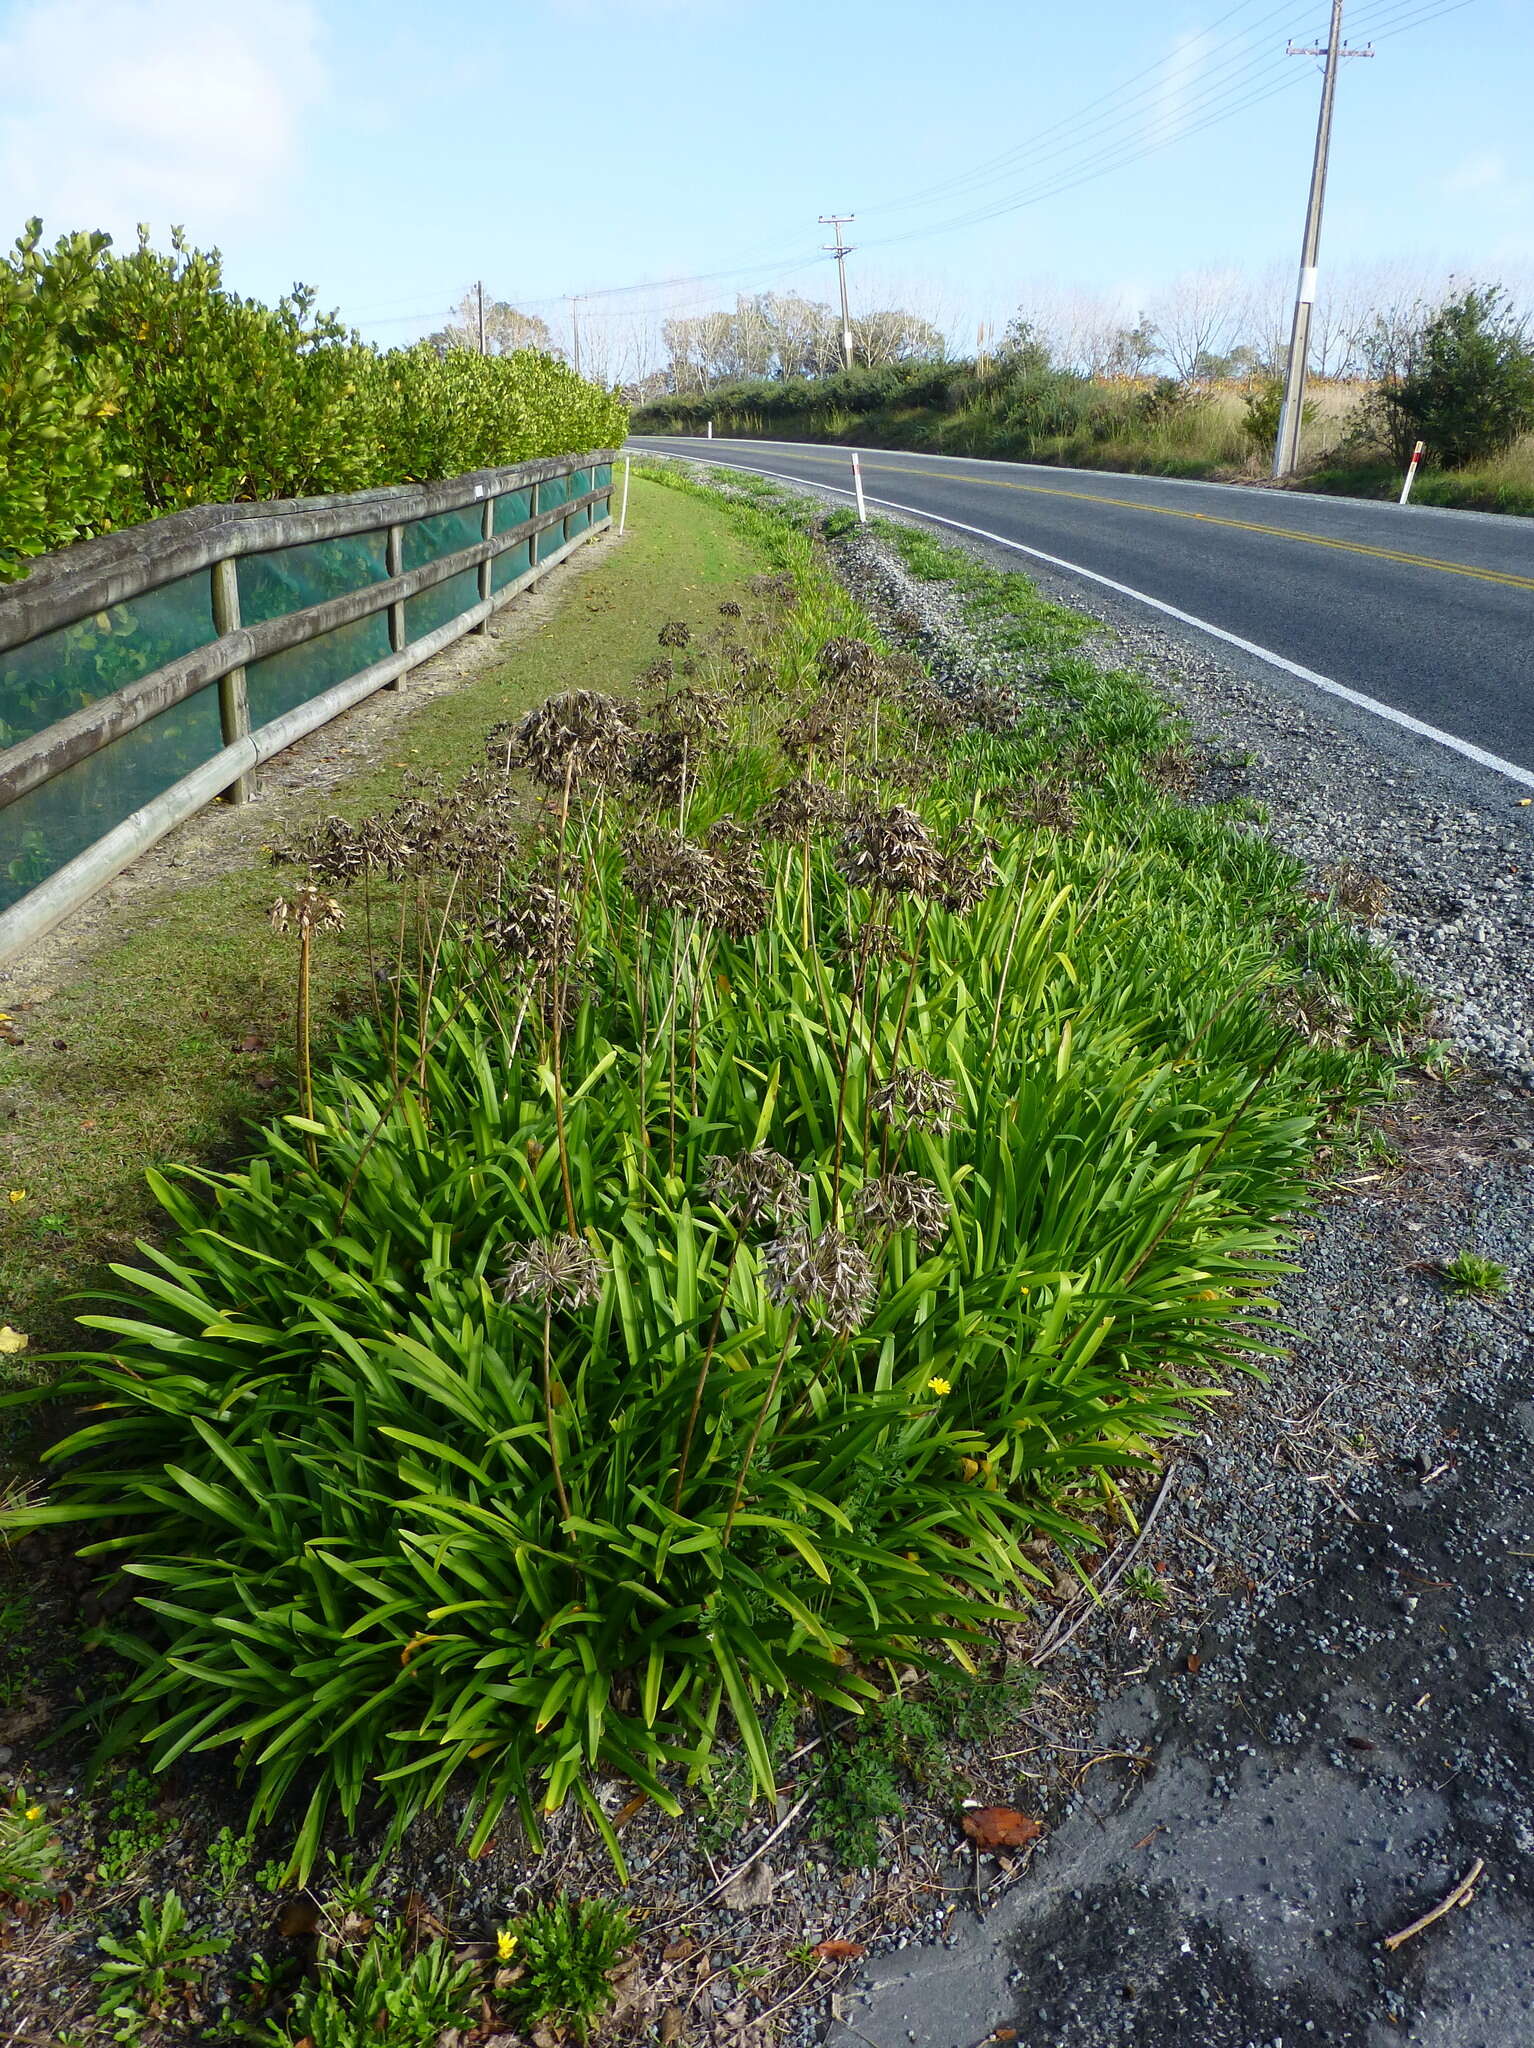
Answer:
[270, 1924, 479, 2048]
[502, 1894, 632, 2039]
[2, 475, 1421, 1877]
[92, 1892, 226, 2041]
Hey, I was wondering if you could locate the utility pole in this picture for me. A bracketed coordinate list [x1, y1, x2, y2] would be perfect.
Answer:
[569, 295, 582, 378]
[476, 280, 486, 356]
[819, 214, 857, 370]
[1272, 3, 1372, 477]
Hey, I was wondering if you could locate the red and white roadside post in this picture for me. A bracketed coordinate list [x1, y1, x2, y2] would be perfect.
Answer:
[1399, 440, 1426, 505]
[851, 450, 868, 524]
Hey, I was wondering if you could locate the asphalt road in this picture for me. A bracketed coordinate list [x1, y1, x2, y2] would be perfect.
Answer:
[628, 437, 1534, 784]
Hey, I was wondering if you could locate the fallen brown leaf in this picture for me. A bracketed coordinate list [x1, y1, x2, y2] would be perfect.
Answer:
[962, 1806, 1046, 1853]
[613, 1791, 647, 1828]
[1185, 1652, 1202, 1674]
[659, 2010, 687, 2046]
[813, 1939, 867, 1961]
[278, 1899, 321, 1939]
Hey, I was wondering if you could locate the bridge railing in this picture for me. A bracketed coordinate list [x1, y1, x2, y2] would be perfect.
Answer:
[0, 450, 616, 964]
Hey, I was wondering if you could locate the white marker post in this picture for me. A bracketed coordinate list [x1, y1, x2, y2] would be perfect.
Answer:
[1398, 440, 1426, 505]
[706, 419, 713, 440]
[851, 451, 868, 524]
[618, 455, 631, 536]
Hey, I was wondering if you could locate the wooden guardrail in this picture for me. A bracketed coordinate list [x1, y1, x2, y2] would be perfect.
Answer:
[0, 450, 616, 964]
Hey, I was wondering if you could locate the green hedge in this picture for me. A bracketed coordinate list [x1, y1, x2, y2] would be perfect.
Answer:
[0, 222, 628, 582]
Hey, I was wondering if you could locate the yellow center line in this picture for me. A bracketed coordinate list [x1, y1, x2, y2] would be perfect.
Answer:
[726, 446, 1534, 595]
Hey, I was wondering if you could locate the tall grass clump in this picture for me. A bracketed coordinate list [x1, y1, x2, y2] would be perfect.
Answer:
[1, 478, 1419, 1875]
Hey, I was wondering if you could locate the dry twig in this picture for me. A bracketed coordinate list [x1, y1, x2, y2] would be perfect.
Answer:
[1383, 1857, 1486, 1952]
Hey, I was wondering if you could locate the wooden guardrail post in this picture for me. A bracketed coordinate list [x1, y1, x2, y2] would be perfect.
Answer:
[385, 524, 406, 686]
[474, 492, 494, 631]
[209, 556, 251, 805]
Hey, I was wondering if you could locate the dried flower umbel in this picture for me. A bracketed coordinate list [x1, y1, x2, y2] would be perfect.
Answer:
[268, 886, 345, 1166]
[478, 877, 579, 970]
[778, 696, 846, 768]
[761, 1225, 877, 1337]
[657, 620, 692, 650]
[703, 1149, 807, 1229]
[500, 1234, 608, 1310]
[817, 636, 882, 695]
[837, 802, 944, 899]
[934, 827, 1001, 916]
[501, 1235, 608, 1530]
[755, 778, 845, 840]
[622, 829, 729, 921]
[871, 1067, 960, 1135]
[512, 690, 632, 791]
[853, 1172, 950, 1250]
[718, 599, 743, 619]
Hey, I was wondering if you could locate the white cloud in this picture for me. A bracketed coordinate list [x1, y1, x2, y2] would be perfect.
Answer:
[1443, 151, 1510, 196]
[0, 0, 325, 241]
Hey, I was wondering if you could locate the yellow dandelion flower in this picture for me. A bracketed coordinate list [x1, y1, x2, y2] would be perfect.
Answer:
[927, 1376, 952, 1396]
[497, 1929, 519, 1961]
[0, 1326, 28, 1355]
[24, 1805, 43, 1822]
[6, 1190, 25, 1204]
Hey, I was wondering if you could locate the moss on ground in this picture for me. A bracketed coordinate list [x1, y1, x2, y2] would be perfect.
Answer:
[0, 478, 769, 1358]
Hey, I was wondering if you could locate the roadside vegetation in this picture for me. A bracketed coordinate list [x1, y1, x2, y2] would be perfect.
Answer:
[636, 285, 1534, 516]
[0, 219, 625, 581]
[0, 464, 1430, 2037]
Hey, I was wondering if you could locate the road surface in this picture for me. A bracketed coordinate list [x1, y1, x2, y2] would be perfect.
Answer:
[628, 436, 1534, 787]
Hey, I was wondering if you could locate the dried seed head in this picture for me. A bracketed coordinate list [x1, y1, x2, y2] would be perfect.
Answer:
[778, 695, 846, 766]
[966, 684, 1023, 735]
[748, 571, 797, 604]
[999, 772, 1078, 836]
[755, 777, 845, 840]
[513, 689, 632, 790]
[641, 656, 676, 688]
[269, 884, 345, 937]
[501, 1234, 608, 1309]
[479, 878, 579, 967]
[657, 620, 692, 649]
[934, 827, 1001, 916]
[270, 814, 370, 886]
[704, 1149, 807, 1229]
[852, 1172, 950, 1249]
[718, 599, 743, 619]
[621, 828, 728, 920]
[760, 1225, 876, 1336]
[871, 1067, 960, 1135]
[650, 686, 727, 745]
[1144, 743, 1200, 797]
[816, 637, 881, 695]
[837, 802, 943, 897]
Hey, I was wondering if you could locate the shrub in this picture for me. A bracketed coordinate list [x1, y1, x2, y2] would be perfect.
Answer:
[0, 219, 626, 581]
[92, 1892, 227, 2038]
[271, 1925, 478, 2048]
[1366, 285, 1534, 467]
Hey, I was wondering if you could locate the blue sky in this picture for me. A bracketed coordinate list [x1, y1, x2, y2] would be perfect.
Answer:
[0, 0, 1529, 366]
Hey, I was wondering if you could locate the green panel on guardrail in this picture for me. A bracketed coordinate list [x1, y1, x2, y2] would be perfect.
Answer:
[493, 490, 532, 534]
[245, 613, 392, 729]
[569, 469, 592, 499]
[402, 506, 485, 569]
[538, 473, 570, 511]
[0, 571, 214, 751]
[566, 505, 590, 538]
[491, 542, 533, 592]
[237, 533, 389, 625]
[596, 463, 612, 489]
[405, 568, 480, 643]
[537, 521, 569, 563]
[0, 685, 224, 915]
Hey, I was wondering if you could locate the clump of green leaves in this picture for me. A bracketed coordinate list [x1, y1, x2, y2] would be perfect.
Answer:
[503, 1895, 632, 2040]
[0, 1784, 59, 1909]
[93, 1892, 226, 2042]
[822, 506, 860, 540]
[1441, 1250, 1510, 1299]
[1365, 284, 1534, 468]
[93, 1766, 170, 1883]
[270, 1925, 478, 2048]
[813, 1669, 1037, 1867]
[207, 1823, 255, 1896]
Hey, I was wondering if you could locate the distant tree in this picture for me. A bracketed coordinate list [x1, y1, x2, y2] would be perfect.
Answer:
[427, 289, 557, 358]
[997, 316, 1052, 374]
[1363, 284, 1534, 465]
[850, 306, 946, 367]
[1101, 319, 1157, 378]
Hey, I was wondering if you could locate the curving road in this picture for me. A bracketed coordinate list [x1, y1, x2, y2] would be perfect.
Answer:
[629, 436, 1534, 789]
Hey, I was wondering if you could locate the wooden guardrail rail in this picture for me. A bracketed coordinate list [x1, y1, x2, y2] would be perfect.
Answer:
[0, 450, 616, 963]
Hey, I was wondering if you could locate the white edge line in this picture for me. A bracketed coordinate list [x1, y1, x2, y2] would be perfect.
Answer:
[651, 449, 1534, 794]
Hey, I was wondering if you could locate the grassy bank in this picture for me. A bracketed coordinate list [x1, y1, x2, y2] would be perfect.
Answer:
[0, 464, 1428, 2043]
[636, 366, 1534, 513]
